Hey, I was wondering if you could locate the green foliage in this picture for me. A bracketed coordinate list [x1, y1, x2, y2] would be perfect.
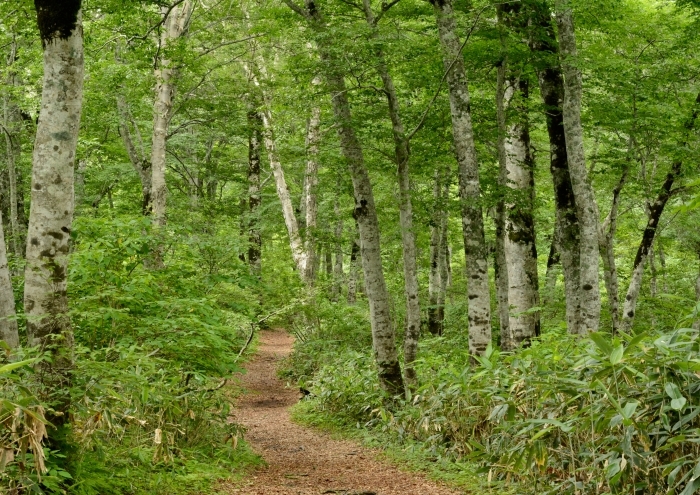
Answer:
[297, 325, 700, 495]
[0, 346, 51, 492]
[70, 343, 259, 495]
[69, 215, 251, 375]
[2, 214, 262, 493]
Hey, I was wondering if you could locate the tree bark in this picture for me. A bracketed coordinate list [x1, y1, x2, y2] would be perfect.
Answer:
[116, 95, 151, 215]
[333, 196, 344, 301]
[325, 67, 403, 396]
[284, 0, 404, 395]
[247, 104, 262, 277]
[437, 184, 450, 323]
[495, 61, 511, 348]
[303, 81, 322, 283]
[0, 210, 18, 348]
[26, 0, 84, 455]
[150, 1, 192, 235]
[555, 0, 601, 333]
[496, 0, 540, 351]
[431, 0, 491, 356]
[247, 63, 309, 280]
[362, 0, 421, 385]
[544, 235, 560, 298]
[259, 100, 307, 277]
[428, 167, 446, 336]
[599, 165, 628, 333]
[502, 78, 540, 349]
[528, 1, 582, 334]
[347, 227, 360, 304]
[621, 162, 680, 330]
[3, 38, 22, 260]
[621, 92, 699, 330]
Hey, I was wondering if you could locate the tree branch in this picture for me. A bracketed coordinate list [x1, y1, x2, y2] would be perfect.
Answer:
[406, 4, 489, 142]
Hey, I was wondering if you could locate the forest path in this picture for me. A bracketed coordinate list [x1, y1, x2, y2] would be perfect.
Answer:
[221, 328, 463, 495]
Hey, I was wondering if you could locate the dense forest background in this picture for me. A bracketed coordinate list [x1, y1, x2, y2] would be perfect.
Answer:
[2, 0, 700, 493]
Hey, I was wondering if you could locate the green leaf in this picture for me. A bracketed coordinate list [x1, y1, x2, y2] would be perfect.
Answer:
[530, 426, 553, 440]
[610, 344, 624, 365]
[624, 331, 647, 353]
[621, 401, 638, 420]
[672, 397, 688, 411]
[525, 418, 573, 433]
[590, 332, 613, 356]
[681, 477, 700, 495]
[665, 382, 684, 400]
[0, 359, 37, 375]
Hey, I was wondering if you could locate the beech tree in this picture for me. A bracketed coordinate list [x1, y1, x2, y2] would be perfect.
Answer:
[554, 0, 601, 333]
[431, 0, 491, 356]
[282, 0, 404, 396]
[25, 0, 84, 451]
[151, 1, 193, 232]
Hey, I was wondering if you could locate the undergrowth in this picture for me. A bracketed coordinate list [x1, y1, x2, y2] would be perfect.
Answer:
[285, 299, 700, 495]
[1, 216, 263, 494]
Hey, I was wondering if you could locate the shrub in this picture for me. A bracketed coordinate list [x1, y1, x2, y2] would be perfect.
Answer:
[299, 326, 700, 495]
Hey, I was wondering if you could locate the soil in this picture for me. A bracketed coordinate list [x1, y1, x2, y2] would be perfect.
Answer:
[221, 328, 464, 495]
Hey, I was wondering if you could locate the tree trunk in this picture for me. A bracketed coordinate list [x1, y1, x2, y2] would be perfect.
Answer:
[247, 104, 262, 277]
[495, 61, 511, 348]
[117, 95, 151, 215]
[325, 69, 403, 396]
[3, 37, 23, 260]
[362, 0, 421, 386]
[443, 231, 452, 299]
[621, 161, 681, 330]
[437, 183, 450, 325]
[347, 227, 360, 304]
[555, 0, 601, 333]
[260, 104, 307, 277]
[26, 0, 84, 456]
[247, 64, 308, 280]
[312, 29, 402, 396]
[431, 0, 491, 356]
[286, 1, 404, 396]
[150, 1, 192, 239]
[323, 244, 332, 276]
[496, 0, 540, 351]
[599, 166, 628, 333]
[544, 235, 560, 300]
[303, 82, 322, 283]
[502, 78, 540, 349]
[528, 1, 582, 334]
[333, 196, 344, 301]
[621, 92, 699, 330]
[428, 167, 445, 336]
[0, 210, 17, 348]
[74, 159, 86, 207]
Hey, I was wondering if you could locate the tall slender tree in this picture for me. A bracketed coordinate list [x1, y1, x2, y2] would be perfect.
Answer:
[555, 0, 601, 333]
[25, 0, 84, 457]
[284, 0, 404, 396]
[430, 0, 491, 355]
[362, 0, 421, 386]
[151, 1, 193, 234]
[528, 0, 582, 334]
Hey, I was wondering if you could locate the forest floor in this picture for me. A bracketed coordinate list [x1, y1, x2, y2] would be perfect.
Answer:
[220, 328, 463, 495]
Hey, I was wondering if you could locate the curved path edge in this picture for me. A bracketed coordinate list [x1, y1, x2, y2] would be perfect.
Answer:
[220, 328, 463, 495]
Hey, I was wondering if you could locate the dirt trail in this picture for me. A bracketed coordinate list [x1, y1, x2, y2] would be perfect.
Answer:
[223, 329, 463, 495]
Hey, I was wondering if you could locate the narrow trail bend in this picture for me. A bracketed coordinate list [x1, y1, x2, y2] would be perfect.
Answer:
[222, 329, 463, 495]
